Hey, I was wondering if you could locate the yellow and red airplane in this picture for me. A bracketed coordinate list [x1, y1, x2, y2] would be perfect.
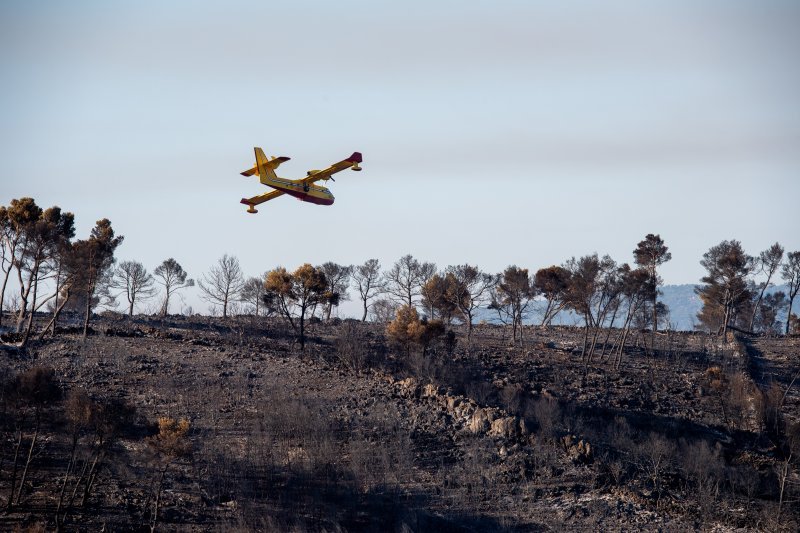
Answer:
[239, 147, 362, 213]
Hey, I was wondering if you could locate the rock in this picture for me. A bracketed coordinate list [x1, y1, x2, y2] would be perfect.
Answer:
[468, 408, 493, 434]
[489, 416, 519, 439]
[397, 377, 418, 397]
[421, 383, 440, 398]
[562, 434, 593, 463]
[445, 395, 461, 411]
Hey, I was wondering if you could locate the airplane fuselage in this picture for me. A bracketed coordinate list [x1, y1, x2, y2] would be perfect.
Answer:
[264, 176, 334, 205]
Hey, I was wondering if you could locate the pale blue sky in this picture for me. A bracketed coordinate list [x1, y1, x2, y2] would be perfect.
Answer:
[2, 1, 798, 314]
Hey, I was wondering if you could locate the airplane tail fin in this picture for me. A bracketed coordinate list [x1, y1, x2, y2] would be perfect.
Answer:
[240, 147, 290, 184]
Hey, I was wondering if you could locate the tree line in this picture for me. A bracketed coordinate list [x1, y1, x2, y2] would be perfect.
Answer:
[2, 197, 799, 350]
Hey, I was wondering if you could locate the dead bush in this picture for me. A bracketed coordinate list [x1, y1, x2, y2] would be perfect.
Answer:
[635, 432, 677, 507]
[499, 383, 524, 415]
[527, 396, 562, 442]
[335, 321, 371, 372]
[679, 438, 725, 514]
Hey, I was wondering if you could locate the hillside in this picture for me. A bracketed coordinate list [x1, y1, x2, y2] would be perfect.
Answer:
[1, 314, 798, 531]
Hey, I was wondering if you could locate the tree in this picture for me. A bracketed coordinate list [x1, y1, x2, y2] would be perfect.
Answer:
[492, 266, 537, 345]
[421, 273, 459, 322]
[0, 198, 42, 328]
[749, 243, 784, 332]
[240, 274, 267, 316]
[369, 297, 398, 323]
[112, 260, 155, 316]
[633, 234, 671, 337]
[587, 259, 624, 361]
[264, 263, 329, 350]
[42, 213, 77, 336]
[386, 305, 420, 355]
[384, 254, 436, 308]
[147, 417, 191, 533]
[386, 305, 445, 357]
[352, 258, 383, 322]
[564, 254, 621, 361]
[198, 254, 245, 318]
[5, 366, 61, 511]
[16, 206, 75, 345]
[755, 291, 787, 335]
[696, 240, 754, 337]
[782, 251, 800, 335]
[444, 264, 497, 345]
[612, 265, 652, 367]
[40, 231, 80, 338]
[318, 262, 353, 320]
[534, 265, 572, 327]
[153, 258, 194, 316]
[69, 219, 123, 337]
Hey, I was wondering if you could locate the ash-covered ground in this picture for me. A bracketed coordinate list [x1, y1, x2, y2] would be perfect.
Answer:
[1, 314, 798, 531]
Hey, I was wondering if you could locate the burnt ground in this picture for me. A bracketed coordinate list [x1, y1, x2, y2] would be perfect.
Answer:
[0, 313, 798, 531]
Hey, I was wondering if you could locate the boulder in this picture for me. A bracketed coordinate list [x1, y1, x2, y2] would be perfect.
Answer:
[468, 408, 494, 434]
[421, 383, 441, 398]
[397, 377, 418, 397]
[489, 416, 519, 439]
[446, 395, 461, 412]
[562, 434, 593, 464]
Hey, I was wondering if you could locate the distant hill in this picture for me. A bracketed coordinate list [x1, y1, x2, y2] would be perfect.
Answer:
[658, 284, 702, 331]
[476, 284, 795, 332]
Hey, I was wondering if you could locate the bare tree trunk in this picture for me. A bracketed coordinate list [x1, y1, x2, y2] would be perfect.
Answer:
[83, 290, 92, 338]
[776, 451, 792, 525]
[41, 287, 70, 339]
[161, 292, 170, 316]
[466, 311, 474, 346]
[600, 305, 619, 357]
[6, 422, 24, 511]
[55, 434, 80, 531]
[787, 294, 796, 335]
[540, 300, 554, 327]
[81, 448, 105, 508]
[20, 266, 41, 347]
[580, 323, 590, 362]
[722, 303, 730, 339]
[150, 464, 169, 533]
[298, 303, 306, 351]
[0, 264, 12, 328]
[15, 414, 40, 505]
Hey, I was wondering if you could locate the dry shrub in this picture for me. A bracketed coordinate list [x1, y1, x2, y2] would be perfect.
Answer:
[679, 438, 725, 513]
[335, 321, 371, 372]
[527, 396, 562, 442]
[499, 383, 524, 415]
[635, 432, 676, 506]
[149, 417, 191, 458]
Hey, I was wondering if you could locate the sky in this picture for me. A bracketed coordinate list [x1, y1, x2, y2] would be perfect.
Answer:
[1, 0, 798, 316]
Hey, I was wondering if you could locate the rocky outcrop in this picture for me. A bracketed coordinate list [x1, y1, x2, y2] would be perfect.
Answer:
[561, 434, 593, 464]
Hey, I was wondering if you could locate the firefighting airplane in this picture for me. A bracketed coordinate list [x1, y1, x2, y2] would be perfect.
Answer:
[239, 148, 362, 213]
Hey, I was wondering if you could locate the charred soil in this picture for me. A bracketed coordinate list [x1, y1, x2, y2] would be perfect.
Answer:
[1, 314, 798, 531]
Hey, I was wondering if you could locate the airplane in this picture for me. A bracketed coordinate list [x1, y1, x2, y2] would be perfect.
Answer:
[239, 147, 362, 213]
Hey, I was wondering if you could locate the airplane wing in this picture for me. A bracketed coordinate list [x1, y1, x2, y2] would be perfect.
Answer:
[240, 190, 284, 212]
[300, 152, 362, 185]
